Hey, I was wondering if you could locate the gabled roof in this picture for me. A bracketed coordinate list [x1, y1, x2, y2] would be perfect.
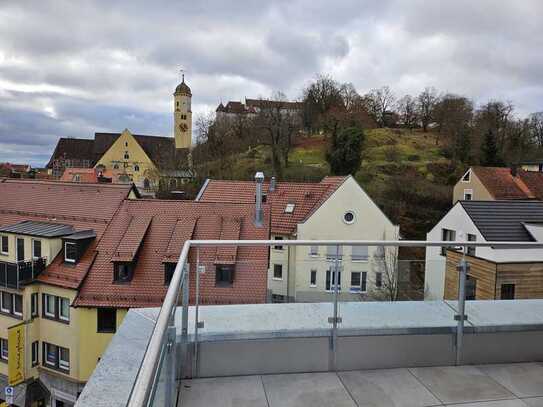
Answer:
[47, 132, 188, 172]
[471, 167, 541, 200]
[74, 200, 270, 308]
[0, 221, 74, 237]
[197, 176, 348, 235]
[0, 180, 132, 288]
[46, 138, 97, 168]
[0, 179, 135, 223]
[459, 200, 543, 242]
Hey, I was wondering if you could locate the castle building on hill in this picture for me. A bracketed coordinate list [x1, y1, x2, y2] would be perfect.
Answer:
[46, 78, 194, 193]
[215, 98, 303, 120]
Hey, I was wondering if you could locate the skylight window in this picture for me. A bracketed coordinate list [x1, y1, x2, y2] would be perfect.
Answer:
[285, 203, 295, 213]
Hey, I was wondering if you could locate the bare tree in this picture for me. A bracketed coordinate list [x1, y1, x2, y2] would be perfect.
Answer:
[417, 87, 439, 132]
[529, 112, 543, 147]
[397, 95, 418, 130]
[253, 92, 302, 178]
[302, 74, 343, 131]
[363, 86, 395, 127]
[369, 231, 400, 301]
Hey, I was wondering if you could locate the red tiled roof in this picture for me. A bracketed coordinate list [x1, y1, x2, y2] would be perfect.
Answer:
[517, 171, 543, 200]
[162, 217, 197, 263]
[111, 216, 152, 262]
[0, 180, 133, 289]
[215, 217, 241, 265]
[0, 179, 135, 223]
[198, 176, 348, 235]
[472, 167, 539, 200]
[74, 200, 270, 308]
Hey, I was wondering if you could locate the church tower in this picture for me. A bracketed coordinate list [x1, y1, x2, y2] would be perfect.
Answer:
[173, 74, 192, 149]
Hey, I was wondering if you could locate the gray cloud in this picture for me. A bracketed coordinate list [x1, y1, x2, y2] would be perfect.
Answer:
[0, 0, 542, 166]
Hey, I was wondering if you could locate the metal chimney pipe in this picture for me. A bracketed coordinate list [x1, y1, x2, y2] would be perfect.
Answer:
[269, 176, 276, 192]
[255, 171, 265, 226]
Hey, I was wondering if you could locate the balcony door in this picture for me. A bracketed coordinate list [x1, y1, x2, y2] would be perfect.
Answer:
[16, 238, 24, 262]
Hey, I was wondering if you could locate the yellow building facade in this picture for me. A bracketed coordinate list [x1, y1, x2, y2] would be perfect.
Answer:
[95, 129, 159, 188]
[0, 230, 129, 406]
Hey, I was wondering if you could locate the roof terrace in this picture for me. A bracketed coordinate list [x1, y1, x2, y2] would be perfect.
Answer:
[76, 240, 543, 407]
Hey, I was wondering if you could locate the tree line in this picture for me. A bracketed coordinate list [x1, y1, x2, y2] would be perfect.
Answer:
[192, 74, 543, 181]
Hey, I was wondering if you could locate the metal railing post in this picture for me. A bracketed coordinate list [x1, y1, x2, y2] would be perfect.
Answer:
[329, 245, 341, 371]
[165, 324, 176, 407]
[193, 247, 201, 378]
[455, 255, 469, 365]
[179, 262, 190, 380]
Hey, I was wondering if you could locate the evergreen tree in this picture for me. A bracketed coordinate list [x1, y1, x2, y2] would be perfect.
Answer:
[326, 127, 364, 175]
[455, 127, 471, 163]
[481, 129, 502, 166]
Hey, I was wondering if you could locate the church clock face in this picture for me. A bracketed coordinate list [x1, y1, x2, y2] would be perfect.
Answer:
[179, 123, 188, 132]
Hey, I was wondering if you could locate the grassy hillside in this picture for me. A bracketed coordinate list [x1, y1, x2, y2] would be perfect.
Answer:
[196, 128, 457, 240]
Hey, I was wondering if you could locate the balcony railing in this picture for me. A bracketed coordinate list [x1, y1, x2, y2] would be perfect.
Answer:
[121, 239, 543, 407]
[0, 257, 47, 289]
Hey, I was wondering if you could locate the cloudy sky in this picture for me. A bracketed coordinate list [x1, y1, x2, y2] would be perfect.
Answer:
[1, 1, 542, 167]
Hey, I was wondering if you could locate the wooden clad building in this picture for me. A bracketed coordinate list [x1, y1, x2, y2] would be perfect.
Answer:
[444, 250, 543, 300]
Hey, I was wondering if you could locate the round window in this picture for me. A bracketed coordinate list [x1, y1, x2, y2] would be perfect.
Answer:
[343, 211, 355, 224]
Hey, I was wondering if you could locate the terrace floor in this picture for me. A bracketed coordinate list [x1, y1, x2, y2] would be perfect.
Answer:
[179, 363, 543, 407]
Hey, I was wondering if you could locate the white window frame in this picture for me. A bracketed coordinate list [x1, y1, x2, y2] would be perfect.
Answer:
[13, 294, 22, 317]
[309, 246, 319, 257]
[361, 271, 368, 293]
[59, 347, 70, 371]
[273, 237, 284, 250]
[31, 292, 38, 317]
[0, 235, 8, 255]
[325, 268, 342, 292]
[309, 269, 317, 287]
[272, 264, 283, 281]
[32, 341, 39, 366]
[44, 294, 56, 318]
[463, 189, 473, 200]
[32, 239, 42, 259]
[44, 342, 57, 367]
[284, 203, 295, 213]
[59, 297, 70, 322]
[0, 292, 11, 314]
[64, 242, 76, 263]
[0, 338, 8, 361]
[350, 271, 362, 292]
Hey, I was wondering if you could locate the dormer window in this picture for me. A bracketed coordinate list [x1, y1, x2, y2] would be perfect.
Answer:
[72, 174, 81, 182]
[285, 203, 295, 213]
[62, 230, 96, 265]
[114, 262, 134, 283]
[255, 194, 267, 203]
[0, 236, 7, 255]
[215, 264, 234, 287]
[164, 263, 176, 285]
[64, 242, 77, 263]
